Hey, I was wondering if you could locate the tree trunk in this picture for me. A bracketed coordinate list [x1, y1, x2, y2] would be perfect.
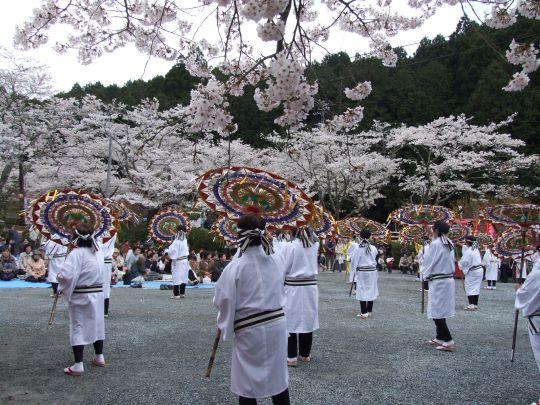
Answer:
[18, 160, 25, 225]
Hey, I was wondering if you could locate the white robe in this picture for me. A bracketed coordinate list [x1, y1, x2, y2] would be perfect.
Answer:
[532, 252, 540, 273]
[99, 235, 116, 299]
[349, 242, 379, 301]
[516, 260, 529, 279]
[459, 247, 483, 296]
[272, 239, 289, 256]
[346, 242, 358, 283]
[213, 246, 288, 398]
[168, 237, 189, 285]
[418, 243, 431, 280]
[482, 249, 499, 281]
[57, 247, 106, 346]
[281, 239, 319, 334]
[421, 237, 455, 320]
[515, 268, 540, 372]
[44, 240, 68, 283]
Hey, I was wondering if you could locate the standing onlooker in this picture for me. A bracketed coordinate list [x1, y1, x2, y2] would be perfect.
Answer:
[0, 246, 18, 281]
[324, 237, 336, 272]
[4, 226, 22, 256]
[399, 252, 412, 275]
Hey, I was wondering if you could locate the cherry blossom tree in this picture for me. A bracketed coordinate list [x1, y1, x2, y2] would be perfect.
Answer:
[0, 48, 56, 214]
[384, 114, 537, 204]
[268, 126, 398, 217]
[11, 0, 539, 136]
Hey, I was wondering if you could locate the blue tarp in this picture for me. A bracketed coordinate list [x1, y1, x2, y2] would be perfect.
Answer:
[0, 280, 215, 289]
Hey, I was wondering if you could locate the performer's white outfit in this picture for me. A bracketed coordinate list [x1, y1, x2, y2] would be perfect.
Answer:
[214, 245, 288, 399]
[44, 240, 68, 284]
[349, 241, 379, 302]
[346, 241, 358, 283]
[282, 239, 319, 333]
[421, 237, 455, 321]
[516, 260, 528, 280]
[168, 234, 189, 297]
[483, 248, 499, 289]
[273, 237, 289, 256]
[99, 235, 116, 300]
[57, 247, 106, 346]
[515, 268, 540, 372]
[459, 245, 483, 309]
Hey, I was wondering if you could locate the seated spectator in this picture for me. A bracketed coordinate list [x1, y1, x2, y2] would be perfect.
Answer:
[18, 244, 33, 274]
[187, 268, 200, 286]
[188, 253, 199, 276]
[25, 250, 47, 282]
[162, 252, 172, 274]
[198, 251, 210, 277]
[112, 248, 125, 281]
[124, 255, 148, 285]
[0, 246, 18, 281]
[212, 252, 229, 282]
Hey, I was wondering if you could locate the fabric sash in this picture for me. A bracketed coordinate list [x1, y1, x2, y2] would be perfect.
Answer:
[73, 284, 103, 294]
[356, 266, 376, 272]
[527, 311, 540, 335]
[104, 258, 113, 264]
[469, 264, 483, 271]
[285, 278, 317, 286]
[174, 255, 189, 261]
[234, 308, 284, 332]
[427, 273, 454, 281]
[52, 253, 67, 259]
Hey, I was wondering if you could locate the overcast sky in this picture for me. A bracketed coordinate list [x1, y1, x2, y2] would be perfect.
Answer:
[0, 1, 478, 93]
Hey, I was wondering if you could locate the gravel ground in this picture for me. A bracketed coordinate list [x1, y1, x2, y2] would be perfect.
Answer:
[1, 271, 538, 405]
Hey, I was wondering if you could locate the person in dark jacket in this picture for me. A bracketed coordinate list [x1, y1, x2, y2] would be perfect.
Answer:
[0, 245, 18, 281]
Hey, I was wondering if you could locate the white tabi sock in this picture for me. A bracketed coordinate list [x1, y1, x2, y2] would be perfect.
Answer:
[71, 362, 84, 372]
[95, 354, 105, 363]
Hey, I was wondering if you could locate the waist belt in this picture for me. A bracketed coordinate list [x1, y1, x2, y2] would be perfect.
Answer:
[427, 274, 454, 281]
[52, 253, 67, 258]
[469, 265, 483, 271]
[234, 308, 284, 332]
[285, 278, 317, 286]
[356, 266, 376, 272]
[174, 255, 188, 261]
[104, 259, 113, 264]
[73, 284, 103, 294]
[527, 311, 540, 334]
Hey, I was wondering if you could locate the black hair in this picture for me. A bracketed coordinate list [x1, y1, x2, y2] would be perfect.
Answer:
[237, 214, 265, 247]
[72, 223, 94, 248]
[360, 228, 371, 239]
[432, 220, 450, 236]
[465, 235, 477, 244]
[177, 224, 186, 232]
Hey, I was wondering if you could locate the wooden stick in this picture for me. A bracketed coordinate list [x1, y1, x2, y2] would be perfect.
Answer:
[205, 329, 221, 378]
[348, 271, 356, 297]
[48, 293, 59, 328]
[421, 278, 425, 314]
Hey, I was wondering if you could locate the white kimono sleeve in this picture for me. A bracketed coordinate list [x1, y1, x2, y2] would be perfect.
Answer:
[213, 267, 237, 341]
[459, 250, 472, 276]
[57, 251, 82, 302]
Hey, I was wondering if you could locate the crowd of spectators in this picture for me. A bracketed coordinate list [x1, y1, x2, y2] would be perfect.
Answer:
[0, 225, 233, 287]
